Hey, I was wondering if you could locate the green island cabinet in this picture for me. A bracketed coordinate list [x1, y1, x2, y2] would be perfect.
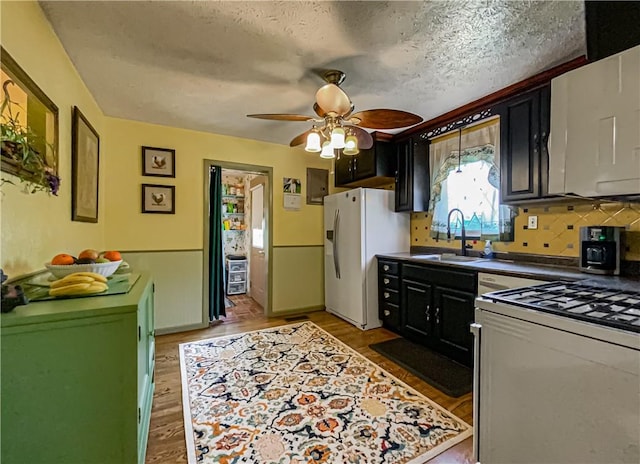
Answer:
[1, 273, 155, 464]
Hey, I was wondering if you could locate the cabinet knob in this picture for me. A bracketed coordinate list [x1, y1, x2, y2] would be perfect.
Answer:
[384, 310, 391, 317]
[383, 265, 389, 271]
[383, 278, 390, 284]
[384, 292, 390, 299]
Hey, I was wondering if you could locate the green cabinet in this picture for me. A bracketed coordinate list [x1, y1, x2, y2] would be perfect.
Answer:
[1, 274, 155, 464]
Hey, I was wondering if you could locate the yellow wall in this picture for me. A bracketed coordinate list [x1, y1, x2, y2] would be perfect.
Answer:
[103, 117, 330, 317]
[0, 1, 106, 276]
[411, 201, 640, 261]
[103, 117, 329, 250]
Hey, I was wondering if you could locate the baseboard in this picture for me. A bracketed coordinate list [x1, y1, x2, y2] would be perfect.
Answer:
[268, 305, 325, 318]
[155, 322, 208, 335]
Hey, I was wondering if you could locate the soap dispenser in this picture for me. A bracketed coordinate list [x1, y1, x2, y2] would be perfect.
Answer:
[484, 240, 494, 259]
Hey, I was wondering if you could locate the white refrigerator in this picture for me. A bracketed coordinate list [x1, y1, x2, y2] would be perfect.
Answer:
[324, 188, 409, 330]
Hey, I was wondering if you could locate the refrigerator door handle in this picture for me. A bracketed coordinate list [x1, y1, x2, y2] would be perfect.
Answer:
[470, 322, 482, 463]
[333, 209, 341, 279]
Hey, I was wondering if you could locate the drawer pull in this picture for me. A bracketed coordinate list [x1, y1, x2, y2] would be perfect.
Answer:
[436, 307, 440, 325]
[383, 265, 389, 271]
[383, 292, 390, 299]
[383, 278, 390, 284]
[384, 310, 391, 316]
[426, 304, 430, 321]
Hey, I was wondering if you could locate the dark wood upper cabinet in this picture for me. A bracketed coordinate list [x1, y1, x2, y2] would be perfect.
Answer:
[499, 84, 551, 204]
[394, 138, 430, 212]
[585, 1, 640, 62]
[334, 132, 395, 188]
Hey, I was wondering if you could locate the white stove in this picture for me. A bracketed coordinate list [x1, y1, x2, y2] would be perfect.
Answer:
[481, 280, 640, 333]
[472, 279, 640, 464]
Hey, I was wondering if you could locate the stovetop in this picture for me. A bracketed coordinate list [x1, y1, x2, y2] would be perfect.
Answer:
[482, 281, 640, 333]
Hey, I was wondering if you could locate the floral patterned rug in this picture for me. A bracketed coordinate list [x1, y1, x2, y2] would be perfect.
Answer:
[179, 322, 472, 463]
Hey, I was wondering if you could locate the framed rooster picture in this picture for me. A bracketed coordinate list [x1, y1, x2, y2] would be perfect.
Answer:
[142, 184, 175, 214]
[142, 146, 175, 177]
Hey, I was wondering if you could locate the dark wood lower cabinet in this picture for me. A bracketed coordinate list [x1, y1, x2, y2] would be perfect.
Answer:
[378, 259, 476, 367]
[402, 280, 433, 341]
[433, 286, 475, 366]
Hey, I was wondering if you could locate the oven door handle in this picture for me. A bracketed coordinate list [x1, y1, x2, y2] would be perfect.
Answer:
[470, 322, 482, 463]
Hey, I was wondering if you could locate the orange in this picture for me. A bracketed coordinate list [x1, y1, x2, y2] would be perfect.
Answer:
[78, 249, 99, 260]
[51, 254, 75, 265]
[103, 250, 122, 262]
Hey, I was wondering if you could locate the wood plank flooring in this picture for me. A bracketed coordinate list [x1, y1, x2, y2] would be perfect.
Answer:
[145, 296, 473, 463]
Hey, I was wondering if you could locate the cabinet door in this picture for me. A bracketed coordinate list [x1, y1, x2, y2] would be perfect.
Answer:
[334, 153, 352, 187]
[538, 85, 551, 197]
[395, 139, 413, 211]
[550, 46, 640, 197]
[402, 279, 434, 342]
[352, 146, 376, 181]
[500, 88, 541, 202]
[434, 286, 475, 366]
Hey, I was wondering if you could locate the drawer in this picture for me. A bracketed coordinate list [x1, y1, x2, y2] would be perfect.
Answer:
[378, 260, 399, 276]
[228, 271, 246, 283]
[379, 302, 400, 331]
[228, 261, 247, 272]
[379, 274, 399, 290]
[402, 263, 476, 293]
[379, 288, 399, 305]
[227, 282, 246, 295]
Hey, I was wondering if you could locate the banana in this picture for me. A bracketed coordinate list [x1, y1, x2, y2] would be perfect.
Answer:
[86, 282, 108, 293]
[60, 272, 108, 283]
[51, 276, 95, 288]
[49, 283, 92, 296]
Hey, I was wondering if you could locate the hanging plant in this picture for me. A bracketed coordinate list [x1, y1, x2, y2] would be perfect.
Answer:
[1, 80, 60, 195]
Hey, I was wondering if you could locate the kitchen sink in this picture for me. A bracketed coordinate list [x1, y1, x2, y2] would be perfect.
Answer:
[409, 253, 483, 263]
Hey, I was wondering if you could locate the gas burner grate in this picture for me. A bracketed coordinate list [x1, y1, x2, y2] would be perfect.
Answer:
[484, 281, 640, 333]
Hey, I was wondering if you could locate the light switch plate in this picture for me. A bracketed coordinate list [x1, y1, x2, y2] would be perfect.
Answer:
[528, 215, 538, 230]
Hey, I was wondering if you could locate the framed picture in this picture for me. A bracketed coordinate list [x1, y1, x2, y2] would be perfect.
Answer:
[1, 46, 59, 181]
[71, 106, 100, 222]
[142, 183, 175, 214]
[142, 146, 175, 177]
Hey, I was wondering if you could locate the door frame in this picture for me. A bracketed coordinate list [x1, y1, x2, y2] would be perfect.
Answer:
[203, 160, 273, 320]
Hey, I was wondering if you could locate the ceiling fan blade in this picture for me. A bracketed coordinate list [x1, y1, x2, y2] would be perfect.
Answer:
[351, 109, 423, 129]
[247, 114, 314, 122]
[290, 130, 312, 147]
[315, 84, 352, 116]
[349, 126, 374, 150]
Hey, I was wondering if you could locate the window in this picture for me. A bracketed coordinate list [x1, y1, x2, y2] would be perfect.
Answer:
[429, 119, 515, 241]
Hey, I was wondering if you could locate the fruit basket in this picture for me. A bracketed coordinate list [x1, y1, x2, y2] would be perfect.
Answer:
[45, 260, 123, 279]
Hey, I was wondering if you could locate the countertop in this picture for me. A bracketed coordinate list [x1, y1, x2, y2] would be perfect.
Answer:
[1, 273, 151, 328]
[376, 252, 639, 289]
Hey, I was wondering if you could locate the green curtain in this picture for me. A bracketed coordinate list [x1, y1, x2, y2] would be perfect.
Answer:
[208, 165, 225, 320]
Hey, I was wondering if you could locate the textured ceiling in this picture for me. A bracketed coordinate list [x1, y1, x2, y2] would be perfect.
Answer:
[39, 1, 586, 147]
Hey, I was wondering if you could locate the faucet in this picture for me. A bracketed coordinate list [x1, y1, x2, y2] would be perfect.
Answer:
[446, 208, 472, 256]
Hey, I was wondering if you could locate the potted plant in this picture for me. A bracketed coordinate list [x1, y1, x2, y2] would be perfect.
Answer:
[1, 80, 60, 195]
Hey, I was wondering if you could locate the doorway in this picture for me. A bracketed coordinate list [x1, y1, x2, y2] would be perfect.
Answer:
[203, 161, 272, 324]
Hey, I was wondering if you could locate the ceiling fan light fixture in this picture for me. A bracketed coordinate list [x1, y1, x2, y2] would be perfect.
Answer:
[343, 134, 359, 155]
[320, 141, 335, 159]
[330, 127, 345, 149]
[305, 131, 321, 152]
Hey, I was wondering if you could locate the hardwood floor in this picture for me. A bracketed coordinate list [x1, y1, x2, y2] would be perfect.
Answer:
[145, 296, 473, 463]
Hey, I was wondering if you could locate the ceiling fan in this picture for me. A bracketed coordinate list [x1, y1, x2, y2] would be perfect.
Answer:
[247, 70, 423, 157]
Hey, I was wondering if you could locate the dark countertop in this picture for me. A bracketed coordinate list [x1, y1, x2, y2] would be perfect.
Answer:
[376, 252, 639, 288]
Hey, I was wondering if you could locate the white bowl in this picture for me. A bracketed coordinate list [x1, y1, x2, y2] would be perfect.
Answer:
[45, 260, 123, 279]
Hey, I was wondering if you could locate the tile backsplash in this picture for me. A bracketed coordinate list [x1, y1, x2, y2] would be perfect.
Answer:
[411, 201, 640, 261]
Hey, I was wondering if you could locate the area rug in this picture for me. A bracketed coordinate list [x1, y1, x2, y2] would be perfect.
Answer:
[179, 322, 472, 464]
